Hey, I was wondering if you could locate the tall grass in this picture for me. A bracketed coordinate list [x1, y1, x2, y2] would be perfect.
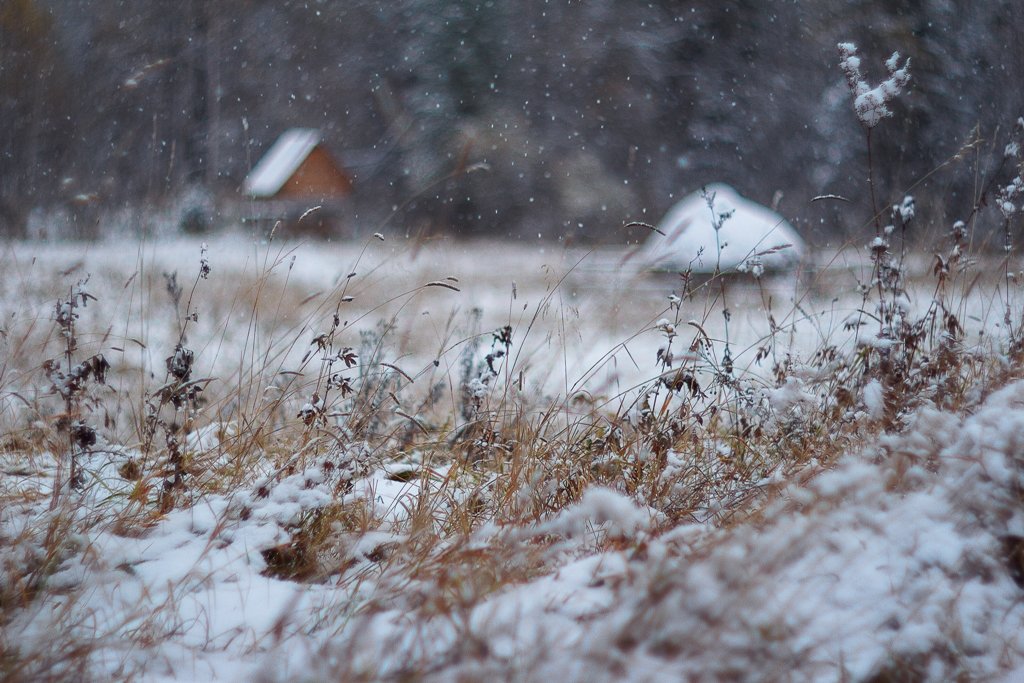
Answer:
[2, 46, 1024, 682]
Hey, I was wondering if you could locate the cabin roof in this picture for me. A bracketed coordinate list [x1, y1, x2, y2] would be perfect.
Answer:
[243, 128, 323, 198]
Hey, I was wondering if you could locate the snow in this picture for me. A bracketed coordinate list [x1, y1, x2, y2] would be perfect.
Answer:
[243, 129, 322, 198]
[898, 195, 916, 221]
[862, 378, 885, 419]
[5, 236, 1024, 680]
[528, 486, 660, 539]
[6, 379, 1024, 680]
[639, 183, 805, 274]
[764, 376, 815, 414]
[837, 43, 911, 129]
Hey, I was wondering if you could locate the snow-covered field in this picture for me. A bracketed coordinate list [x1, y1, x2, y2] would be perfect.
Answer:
[3, 232, 1024, 682]
[0, 234, 821, 394]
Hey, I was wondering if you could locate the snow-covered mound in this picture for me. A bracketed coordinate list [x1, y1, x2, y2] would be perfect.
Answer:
[641, 183, 805, 273]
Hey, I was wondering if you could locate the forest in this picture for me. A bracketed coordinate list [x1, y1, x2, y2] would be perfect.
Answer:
[3, 0, 1022, 241]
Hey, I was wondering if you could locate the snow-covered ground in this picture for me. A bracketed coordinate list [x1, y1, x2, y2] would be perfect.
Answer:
[0, 234, 827, 416]
[0, 232, 950, 398]
[3, 233, 1024, 681]
[6, 380, 1024, 681]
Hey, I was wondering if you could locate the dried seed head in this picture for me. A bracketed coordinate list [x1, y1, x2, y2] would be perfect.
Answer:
[166, 345, 194, 381]
[71, 420, 97, 449]
[199, 243, 211, 279]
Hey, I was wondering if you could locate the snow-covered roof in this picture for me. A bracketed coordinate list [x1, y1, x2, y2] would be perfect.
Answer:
[641, 183, 805, 273]
[243, 128, 323, 198]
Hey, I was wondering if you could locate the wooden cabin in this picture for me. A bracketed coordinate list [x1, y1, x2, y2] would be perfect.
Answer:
[242, 128, 352, 236]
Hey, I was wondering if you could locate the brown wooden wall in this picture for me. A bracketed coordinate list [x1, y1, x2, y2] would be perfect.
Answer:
[276, 147, 353, 199]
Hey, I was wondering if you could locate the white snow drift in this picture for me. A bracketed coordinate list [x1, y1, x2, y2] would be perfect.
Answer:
[640, 183, 805, 274]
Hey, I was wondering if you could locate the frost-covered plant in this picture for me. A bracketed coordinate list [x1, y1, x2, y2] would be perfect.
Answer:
[996, 119, 1024, 353]
[997, 118, 1024, 253]
[829, 54, 1024, 427]
[296, 237, 388, 437]
[470, 325, 512, 416]
[838, 42, 911, 233]
[140, 245, 211, 509]
[295, 233, 466, 466]
[837, 42, 911, 130]
[632, 300, 696, 472]
[457, 307, 486, 424]
[43, 279, 108, 498]
[298, 319, 357, 431]
[351, 323, 403, 437]
[453, 313, 515, 461]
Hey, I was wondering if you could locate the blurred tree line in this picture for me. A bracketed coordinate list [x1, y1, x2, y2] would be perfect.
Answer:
[1, 0, 1021, 242]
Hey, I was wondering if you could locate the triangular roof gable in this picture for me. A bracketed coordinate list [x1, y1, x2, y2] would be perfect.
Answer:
[243, 128, 323, 198]
[643, 183, 804, 273]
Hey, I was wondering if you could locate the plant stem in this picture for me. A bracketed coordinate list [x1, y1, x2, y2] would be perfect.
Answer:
[867, 128, 881, 235]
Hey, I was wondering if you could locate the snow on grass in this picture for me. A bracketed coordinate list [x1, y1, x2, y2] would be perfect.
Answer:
[279, 382, 1023, 682]
[6, 379, 1024, 681]
[3, 234, 1024, 681]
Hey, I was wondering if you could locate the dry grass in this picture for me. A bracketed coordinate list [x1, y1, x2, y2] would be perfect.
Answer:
[2, 116, 1024, 681]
